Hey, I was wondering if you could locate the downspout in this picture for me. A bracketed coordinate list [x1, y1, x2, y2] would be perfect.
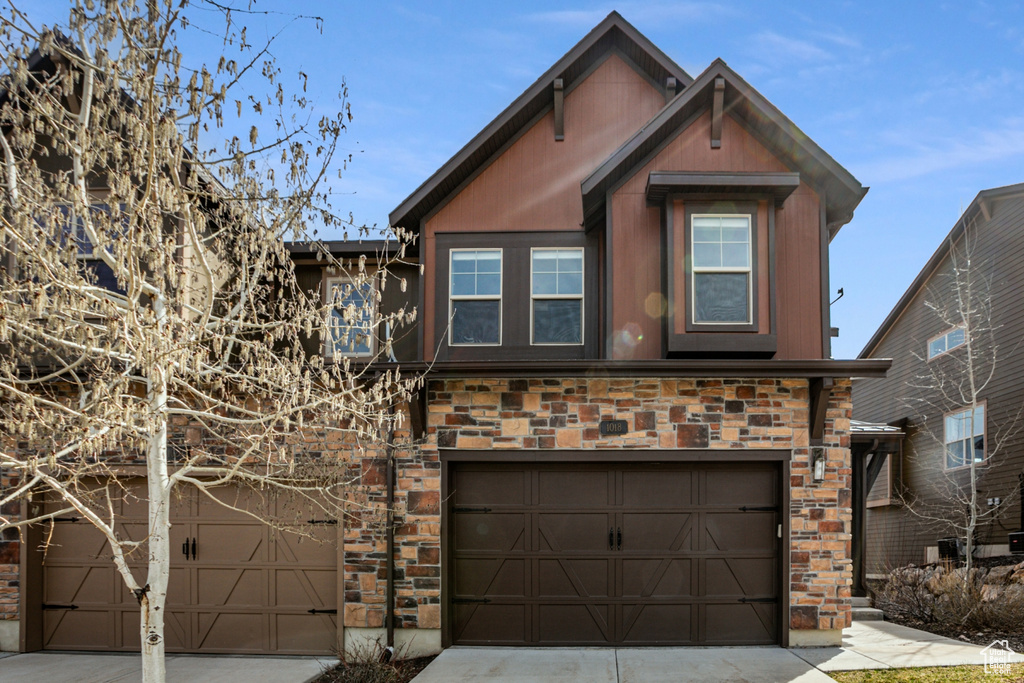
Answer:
[386, 401, 396, 649]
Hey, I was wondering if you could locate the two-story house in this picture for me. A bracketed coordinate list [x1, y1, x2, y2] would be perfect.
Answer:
[6, 12, 890, 658]
[854, 182, 1024, 575]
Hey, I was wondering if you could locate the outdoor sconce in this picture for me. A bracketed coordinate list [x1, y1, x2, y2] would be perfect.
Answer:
[812, 447, 826, 483]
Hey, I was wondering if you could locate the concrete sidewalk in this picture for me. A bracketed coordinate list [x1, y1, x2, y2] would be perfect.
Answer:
[411, 621, 1024, 682]
[0, 652, 334, 683]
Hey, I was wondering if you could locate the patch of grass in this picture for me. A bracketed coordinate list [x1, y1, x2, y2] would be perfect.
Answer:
[830, 664, 1024, 682]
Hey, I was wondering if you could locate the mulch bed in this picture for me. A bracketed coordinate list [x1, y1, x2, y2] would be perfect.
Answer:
[314, 654, 437, 683]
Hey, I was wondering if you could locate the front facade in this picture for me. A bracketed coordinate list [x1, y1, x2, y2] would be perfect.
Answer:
[854, 183, 1024, 575]
[3, 13, 887, 655]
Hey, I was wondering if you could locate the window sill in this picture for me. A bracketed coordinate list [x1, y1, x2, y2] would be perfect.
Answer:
[666, 333, 776, 358]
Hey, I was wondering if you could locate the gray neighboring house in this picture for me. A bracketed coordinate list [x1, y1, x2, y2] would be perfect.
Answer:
[853, 182, 1024, 576]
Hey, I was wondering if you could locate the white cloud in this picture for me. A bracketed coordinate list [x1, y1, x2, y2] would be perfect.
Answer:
[854, 118, 1024, 183]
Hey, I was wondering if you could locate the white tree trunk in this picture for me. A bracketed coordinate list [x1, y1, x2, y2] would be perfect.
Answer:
[142, 301, 170, 683]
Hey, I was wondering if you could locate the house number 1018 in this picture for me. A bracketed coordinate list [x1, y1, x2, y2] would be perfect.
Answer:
[599, 419, 629, 435]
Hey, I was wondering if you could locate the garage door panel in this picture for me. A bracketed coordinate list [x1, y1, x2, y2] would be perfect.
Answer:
[621, 559, 693, 598]
[621, 470, 693, 507]
[275, 529, 336, 564]
[538, 559, 610, 598]
[195, 612, 266, 652]
[538, 514, 608, 551]
[455, 513, 525, 551]
[705, 558, 776, 597]
[621, 513, 692, 551]
[196, 568, 263, 607]
[455, 558, 525, 597]
[276, 613, 337, 652]
[538, 470, 609, 506]
[44, 609, 111, 649]
[44, 523, 109, 560]
[538, 604, 609, 642]
[44, 566, 113, 605]
[705, 468, 776, 506]
[195, 523, 266, 563]
[621, 604, 693, 643]
[705, 513, 776, 552]
[454, 604, 527, 643]
[453, 469, 526, 505]
[275, 568, 336, 607]
[705, 603, 776, 644]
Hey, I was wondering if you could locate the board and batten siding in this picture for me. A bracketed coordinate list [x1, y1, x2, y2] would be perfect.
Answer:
[609, 110, 823, 360]
[422, 54, 667, 355]
[853, 194, 1024, 573]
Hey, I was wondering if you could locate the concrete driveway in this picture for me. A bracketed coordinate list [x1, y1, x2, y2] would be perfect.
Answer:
[411, 621, 1024, 682]
[0, 651, 333, 683]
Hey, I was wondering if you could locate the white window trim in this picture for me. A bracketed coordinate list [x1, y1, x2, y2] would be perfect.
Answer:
[943, 402, 987, 471]
[927, 325, 967, 361]
[324, 273, 377, 359]
[449, 247, 502, 347]
[529, 247, 584, 346]
[690, 213, 753, 326]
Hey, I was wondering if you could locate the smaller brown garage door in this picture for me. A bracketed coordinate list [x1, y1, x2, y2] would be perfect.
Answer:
[450, 462, 779, 646]
[39, 482, 338, 654]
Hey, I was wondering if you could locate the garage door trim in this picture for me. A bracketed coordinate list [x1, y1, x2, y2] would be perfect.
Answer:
[439, 450, 792, 648]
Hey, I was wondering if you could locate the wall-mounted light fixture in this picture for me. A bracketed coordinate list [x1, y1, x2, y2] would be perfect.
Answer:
[812, 447, 826, 483]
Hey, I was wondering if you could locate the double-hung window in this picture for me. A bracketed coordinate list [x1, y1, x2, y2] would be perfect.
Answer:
[531, 248, 583, 345]
[326, 276, 375, 358]
[944, 404, 985, 469]
[928, 327, 966, 360]
[449, 249, 502, 345]
[691, 214, 751, 325]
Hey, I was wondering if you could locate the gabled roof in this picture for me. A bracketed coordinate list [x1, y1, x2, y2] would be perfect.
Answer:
[858, 182, 1024, 359]
[388, 12, 691, 231]
[581, 59, 867, 239]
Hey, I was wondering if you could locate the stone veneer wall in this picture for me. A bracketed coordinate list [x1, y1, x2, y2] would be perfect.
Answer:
[422, 376, 854, 639]
[0, 465, 19, 648]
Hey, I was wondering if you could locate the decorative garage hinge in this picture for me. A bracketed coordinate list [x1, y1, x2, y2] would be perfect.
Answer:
[307, 608, 338, 614]
[452, 597, 491, 604]
[737, 597, 776, 603]
[307, 519, 338, 525]
[42, 603, 79, 610]
[737, 506, 778, 512]
[452, 507, 492, 513]
[52, 516, 80, 522]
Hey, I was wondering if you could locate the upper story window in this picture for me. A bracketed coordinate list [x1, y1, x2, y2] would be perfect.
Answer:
[928, 326, 966, 360]
[531, 248, 583, 345]
[449, 249, 502, 345]
[691, 214, 751, 325]
[944, 404, 985, 469]
[326, 276, 375, 358]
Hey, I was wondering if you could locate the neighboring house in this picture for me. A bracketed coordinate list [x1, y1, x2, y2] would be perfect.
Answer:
[4, 12, 891, 656]
[854, 182, 1024, 576]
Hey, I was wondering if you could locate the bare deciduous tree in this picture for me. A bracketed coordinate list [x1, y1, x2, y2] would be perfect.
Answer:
[0, 3, 418, 681]
[900, 213, 1021, 573]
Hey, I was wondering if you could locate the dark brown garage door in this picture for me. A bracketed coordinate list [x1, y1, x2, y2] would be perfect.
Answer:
[39, 482, 338, 654]
[450, 462, 779, 645]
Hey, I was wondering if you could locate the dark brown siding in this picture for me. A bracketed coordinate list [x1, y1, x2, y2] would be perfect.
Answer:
[610, 111, 821, 360]
[854, 194, 1024, 572]
[423, 54, 666, 355]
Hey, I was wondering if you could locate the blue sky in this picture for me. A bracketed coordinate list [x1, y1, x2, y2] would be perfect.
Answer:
[23, 1, 1024, 359]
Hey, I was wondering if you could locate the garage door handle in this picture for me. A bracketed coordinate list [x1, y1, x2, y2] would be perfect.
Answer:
[609, 528, 614, 549]
[191, 538, 197, 561]
[617, 527, 622, 550]
[182, 541, 189, 559]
